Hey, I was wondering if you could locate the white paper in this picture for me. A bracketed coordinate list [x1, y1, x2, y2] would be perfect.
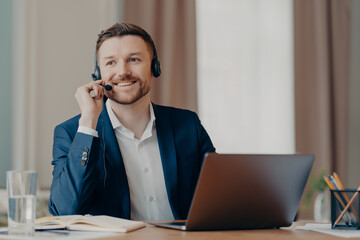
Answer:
[296, 223, 360, 238]
[0, 227, 116, 240]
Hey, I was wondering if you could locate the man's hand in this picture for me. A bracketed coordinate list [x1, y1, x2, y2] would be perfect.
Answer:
[75, 80, 105, 129]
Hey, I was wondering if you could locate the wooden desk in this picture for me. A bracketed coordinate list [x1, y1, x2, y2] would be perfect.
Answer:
[102, 222, 355, 240]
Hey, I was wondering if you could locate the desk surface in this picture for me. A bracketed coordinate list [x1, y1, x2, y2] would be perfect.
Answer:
[102, 222, 354, 240]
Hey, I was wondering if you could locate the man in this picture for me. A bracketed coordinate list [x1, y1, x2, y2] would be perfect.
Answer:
[49, 23, 215, 220]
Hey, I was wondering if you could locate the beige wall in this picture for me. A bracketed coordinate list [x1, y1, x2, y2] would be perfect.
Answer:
[12, 0, 120, 188]
[347, 0, 360, 187]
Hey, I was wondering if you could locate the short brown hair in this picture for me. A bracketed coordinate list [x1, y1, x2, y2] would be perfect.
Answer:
[96, 23, 156, 59]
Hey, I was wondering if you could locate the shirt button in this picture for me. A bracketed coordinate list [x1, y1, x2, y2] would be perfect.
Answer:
[138, 143, 143, 149]
[149, 196, 154, 201]
[144, 168, 149, 173]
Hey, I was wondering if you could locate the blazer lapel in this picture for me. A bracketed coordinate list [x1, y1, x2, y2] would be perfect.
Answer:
[152, 103, 179, 219]
[99, 104, 130, 219]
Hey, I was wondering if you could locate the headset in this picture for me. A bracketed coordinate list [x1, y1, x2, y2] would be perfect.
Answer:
[91, 40, 161, 81]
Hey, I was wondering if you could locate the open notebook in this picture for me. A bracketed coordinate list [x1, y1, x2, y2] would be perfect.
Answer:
[149, 153, 314, 231]
[35, 215, 145, 232]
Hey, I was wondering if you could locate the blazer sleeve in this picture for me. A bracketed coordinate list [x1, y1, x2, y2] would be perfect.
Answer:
[49, 124, 102, 216]
[195, 113, 216, 156]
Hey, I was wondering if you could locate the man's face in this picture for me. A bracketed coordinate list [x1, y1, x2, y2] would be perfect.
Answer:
[98, 35, 153, 105]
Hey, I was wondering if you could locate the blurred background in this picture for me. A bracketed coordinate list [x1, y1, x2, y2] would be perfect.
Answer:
[0, 0, 359, 220]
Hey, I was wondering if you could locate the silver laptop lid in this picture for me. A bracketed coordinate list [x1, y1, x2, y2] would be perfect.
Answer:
[185, 153, 314, 230]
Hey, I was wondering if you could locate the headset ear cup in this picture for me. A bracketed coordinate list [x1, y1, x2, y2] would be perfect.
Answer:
[91, 53, 101, 80]
[92, 65, 101, 80]
[152, 59, 161, 78]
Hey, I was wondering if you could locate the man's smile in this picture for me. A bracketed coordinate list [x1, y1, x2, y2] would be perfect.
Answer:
[113, 81, 137, 87]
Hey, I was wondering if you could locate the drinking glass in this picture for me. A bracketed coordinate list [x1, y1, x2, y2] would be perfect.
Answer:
[6, 170, 37, 236]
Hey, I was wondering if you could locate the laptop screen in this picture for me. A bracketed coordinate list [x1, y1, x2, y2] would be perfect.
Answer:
[184, 153, 314, 230]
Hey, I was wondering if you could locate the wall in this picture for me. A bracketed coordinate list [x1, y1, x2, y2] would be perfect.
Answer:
[347, 0, 360, 187]
[0, 0, 12, 187]
[12, 0, 120, 188]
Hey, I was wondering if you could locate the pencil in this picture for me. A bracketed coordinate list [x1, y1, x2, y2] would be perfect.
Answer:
[323, 176, 348, 210]
[333, 186, 360, 228]
[333, 172, 360, 224]
[323, 176, 351, 225]
[328, 175, 354, 224]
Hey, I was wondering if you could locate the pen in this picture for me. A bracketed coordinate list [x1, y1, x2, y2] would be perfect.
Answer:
[333, 172, 360, 224]
[333, 186, 360, 228]
[328, 175, 354, 225]
[323, 176, 351, 225]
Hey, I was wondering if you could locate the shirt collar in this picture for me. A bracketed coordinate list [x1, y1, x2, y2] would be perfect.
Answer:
[106, 100, 156, 140]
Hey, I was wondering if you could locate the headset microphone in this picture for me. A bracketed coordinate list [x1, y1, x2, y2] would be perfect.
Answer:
[99, 84, 112, 91]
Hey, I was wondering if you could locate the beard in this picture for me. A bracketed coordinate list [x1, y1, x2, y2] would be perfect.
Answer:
[105, 77, 151, 105]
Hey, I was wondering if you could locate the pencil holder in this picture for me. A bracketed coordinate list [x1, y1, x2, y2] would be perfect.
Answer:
[330, 189, 360, 229]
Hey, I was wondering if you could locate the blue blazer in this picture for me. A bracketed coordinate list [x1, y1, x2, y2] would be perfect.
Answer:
[49, 103, 215, 219]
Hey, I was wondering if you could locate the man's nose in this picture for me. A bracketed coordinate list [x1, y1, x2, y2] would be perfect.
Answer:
[116, 61, 132, 80]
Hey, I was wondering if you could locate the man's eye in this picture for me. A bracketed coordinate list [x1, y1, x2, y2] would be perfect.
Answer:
[106, 60, 115, 66]
[129, 58, 140, 63]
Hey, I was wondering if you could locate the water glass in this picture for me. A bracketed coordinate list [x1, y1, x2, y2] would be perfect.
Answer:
[6, 170, 37, 236]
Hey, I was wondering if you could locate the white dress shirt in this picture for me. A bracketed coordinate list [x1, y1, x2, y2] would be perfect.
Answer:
[78, 100, 174, 220]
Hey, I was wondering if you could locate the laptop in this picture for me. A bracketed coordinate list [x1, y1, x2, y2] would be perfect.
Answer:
[149, 153, 314, 231]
